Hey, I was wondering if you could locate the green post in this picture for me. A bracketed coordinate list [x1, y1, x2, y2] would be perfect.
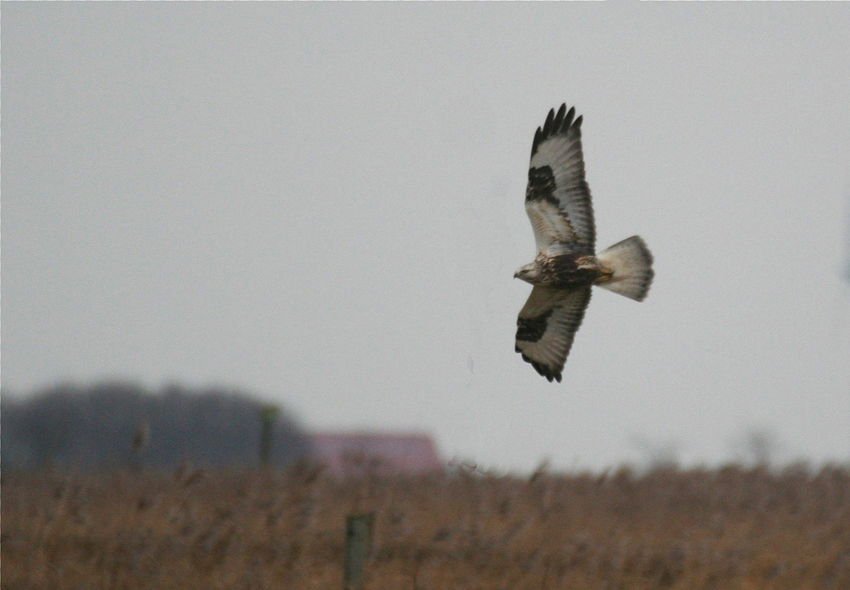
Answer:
[129, 419, 150, 471]
[259, 404, 279, 466]
[343, 513, 375, 590]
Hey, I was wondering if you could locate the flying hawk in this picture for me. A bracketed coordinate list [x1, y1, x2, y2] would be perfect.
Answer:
[515, 104, 654, 382]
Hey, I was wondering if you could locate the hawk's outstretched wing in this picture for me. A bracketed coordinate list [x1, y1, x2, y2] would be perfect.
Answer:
[515, 286, 592, 383]
[525, 104, 595, 255]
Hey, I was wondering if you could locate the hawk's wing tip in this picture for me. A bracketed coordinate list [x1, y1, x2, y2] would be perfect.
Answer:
[519, 351, 564, 383]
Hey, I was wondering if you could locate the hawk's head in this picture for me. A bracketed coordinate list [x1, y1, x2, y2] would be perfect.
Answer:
[514, 262, 541, 284]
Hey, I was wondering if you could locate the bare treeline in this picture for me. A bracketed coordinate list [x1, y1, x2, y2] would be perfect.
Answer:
[1, 381, 310, 470]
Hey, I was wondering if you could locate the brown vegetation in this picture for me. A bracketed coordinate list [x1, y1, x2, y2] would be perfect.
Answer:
[3, 465, 850, 589]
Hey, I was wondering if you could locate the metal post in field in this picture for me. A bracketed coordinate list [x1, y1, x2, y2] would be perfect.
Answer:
[343, 512, 375, 590]
[129, 419, 150, 471]
[259, 404, 279, 466]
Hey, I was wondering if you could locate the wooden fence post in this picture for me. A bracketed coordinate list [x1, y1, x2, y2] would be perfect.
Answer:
[129, 419, 149, 471]
[343, 512, 375, 590]
[259, 404, 279, 466]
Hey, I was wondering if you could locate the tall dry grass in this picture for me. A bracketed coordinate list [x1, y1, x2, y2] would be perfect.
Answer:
[3, 464, 849, 589]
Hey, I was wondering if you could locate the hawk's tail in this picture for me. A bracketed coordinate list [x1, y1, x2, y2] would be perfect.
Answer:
[595, 236, 654, 302]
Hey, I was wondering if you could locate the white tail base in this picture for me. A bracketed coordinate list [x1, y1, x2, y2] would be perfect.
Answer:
[595, 236, 654, 301]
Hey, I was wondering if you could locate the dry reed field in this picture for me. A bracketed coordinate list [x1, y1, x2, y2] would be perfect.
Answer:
[3, 465, 850, 589]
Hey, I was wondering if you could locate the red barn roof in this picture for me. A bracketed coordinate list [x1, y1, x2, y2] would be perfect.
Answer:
[306, 432, 443, 477]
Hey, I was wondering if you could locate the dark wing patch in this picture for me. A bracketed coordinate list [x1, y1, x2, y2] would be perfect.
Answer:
[526, 166, 558, 206]
[516, 309, 553, 342]
[525, 103, 595, 254]
[515, 286, 592, 383]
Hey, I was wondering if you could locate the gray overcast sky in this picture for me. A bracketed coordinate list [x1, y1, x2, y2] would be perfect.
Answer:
[3, 2, 849, 472]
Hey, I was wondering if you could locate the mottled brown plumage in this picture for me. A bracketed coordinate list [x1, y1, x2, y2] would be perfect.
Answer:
[533, 253, 609, 289]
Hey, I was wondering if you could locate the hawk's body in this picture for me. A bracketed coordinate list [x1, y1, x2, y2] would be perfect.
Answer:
[524, 251, 605, 290]
[515, 104, 654, 382]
